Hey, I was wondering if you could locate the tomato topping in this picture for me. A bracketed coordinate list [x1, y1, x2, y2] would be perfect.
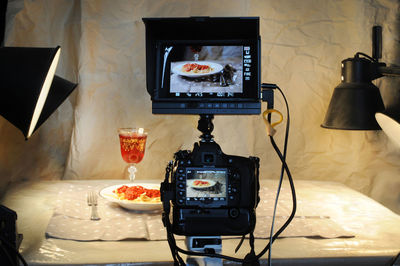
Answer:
[182, 63, 210, 72]
[193, 180, 209, 186]
[113, 185, 160, 200]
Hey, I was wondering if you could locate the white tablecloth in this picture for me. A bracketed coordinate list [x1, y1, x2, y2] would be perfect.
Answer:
[1, 179, 400, 265]
[44, 181, 352, 242]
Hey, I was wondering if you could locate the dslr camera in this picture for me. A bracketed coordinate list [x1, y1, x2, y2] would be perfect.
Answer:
[167, 116, 260, 236]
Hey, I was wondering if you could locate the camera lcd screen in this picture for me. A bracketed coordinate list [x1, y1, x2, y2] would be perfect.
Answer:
[156, 42, 259, 101]
[185, 168, 227, 203]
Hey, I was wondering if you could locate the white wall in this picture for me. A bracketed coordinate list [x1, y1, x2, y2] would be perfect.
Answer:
[1, 0, 399, 213]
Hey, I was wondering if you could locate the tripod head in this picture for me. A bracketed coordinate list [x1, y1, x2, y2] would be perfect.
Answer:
[197, 114, 214, 142]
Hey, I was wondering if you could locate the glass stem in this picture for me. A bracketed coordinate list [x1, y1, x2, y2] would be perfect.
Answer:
[128, 164, 137, 182]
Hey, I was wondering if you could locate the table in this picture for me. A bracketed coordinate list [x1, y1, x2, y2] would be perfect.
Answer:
[1, 179, 400, 265]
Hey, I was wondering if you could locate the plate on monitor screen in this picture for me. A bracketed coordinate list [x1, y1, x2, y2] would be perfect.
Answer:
[172, 61, 223, 77]
[187, 179, 216, 189]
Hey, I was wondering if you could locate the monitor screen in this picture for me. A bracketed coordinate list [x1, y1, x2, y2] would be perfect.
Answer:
[155, 41, 259, 103]
[161, 44, 252, 99]
[185, 168, 227, 204]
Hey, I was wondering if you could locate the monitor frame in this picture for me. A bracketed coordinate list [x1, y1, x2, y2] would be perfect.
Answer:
[143, 17, 261, 115]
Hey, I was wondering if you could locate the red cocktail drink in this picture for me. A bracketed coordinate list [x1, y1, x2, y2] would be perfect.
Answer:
[118, 128, 147, 181]
[119, 133, 147, 163]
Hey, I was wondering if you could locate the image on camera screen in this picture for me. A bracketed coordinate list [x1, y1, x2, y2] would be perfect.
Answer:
[167, 45, 243, 96]
[186, 169, 227, 201]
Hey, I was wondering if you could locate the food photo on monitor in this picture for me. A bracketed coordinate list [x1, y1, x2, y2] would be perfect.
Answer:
[185, 169, 227, 200]
[166, 45, 244, 97]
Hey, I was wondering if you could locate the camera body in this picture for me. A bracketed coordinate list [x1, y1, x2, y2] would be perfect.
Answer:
[167, 140, 260, 236]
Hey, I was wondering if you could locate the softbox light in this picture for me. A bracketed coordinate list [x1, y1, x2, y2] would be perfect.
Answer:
[0, 46, 77, 139]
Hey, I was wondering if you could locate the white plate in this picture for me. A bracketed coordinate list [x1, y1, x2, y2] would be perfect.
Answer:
[172, 61, 223, 77]
[187, 179, 216, 189]
[99, 183, 162, 211]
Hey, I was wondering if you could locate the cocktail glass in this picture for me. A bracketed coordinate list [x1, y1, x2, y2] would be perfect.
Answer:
[118, 128, 147, 181]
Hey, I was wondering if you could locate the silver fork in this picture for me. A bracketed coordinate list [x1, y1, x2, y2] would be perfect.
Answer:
[87, 191, 100, 221]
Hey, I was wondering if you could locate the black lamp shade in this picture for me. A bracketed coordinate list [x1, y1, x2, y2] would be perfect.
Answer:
[0, 46, 77, 139]
[321, 57, 385, 130]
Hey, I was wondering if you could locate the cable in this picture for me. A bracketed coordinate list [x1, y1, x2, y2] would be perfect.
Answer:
[0, 242, 15, 266]
[261, 86, 289, 264]
[355, 52, 377, 62]
[162, 162, 185, 265]
[257, 84, 296, 263]
[261, 91, 288, 264]
[259, 136, 296, 259]
[268, 85, 289, 265]
[0, 235, 27, 266]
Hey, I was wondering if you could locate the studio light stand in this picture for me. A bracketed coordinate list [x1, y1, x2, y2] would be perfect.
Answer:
[186, 236, 222, 266]
[197, 114, 215, 142]
[183, 115, 222, 266]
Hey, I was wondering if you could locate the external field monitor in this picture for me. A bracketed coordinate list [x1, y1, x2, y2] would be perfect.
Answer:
[143, 17, 261, 114]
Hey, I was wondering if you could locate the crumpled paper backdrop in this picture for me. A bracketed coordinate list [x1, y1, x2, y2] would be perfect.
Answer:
[1, 0, 399, 214]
